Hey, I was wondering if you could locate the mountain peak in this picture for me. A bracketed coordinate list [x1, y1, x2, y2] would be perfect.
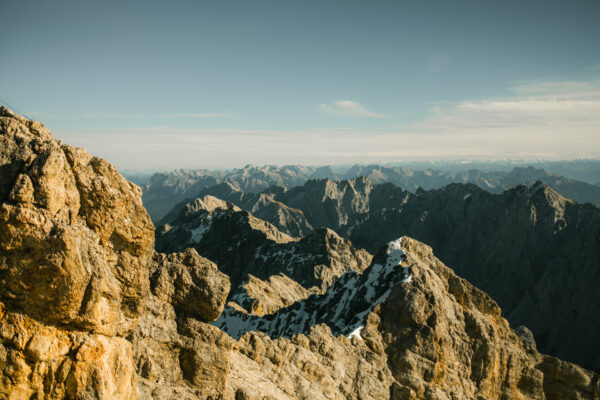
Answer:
[183, 195, 240, 215]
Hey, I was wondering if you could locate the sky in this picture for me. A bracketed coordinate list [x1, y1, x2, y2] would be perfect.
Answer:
[1, 0, 600, 171]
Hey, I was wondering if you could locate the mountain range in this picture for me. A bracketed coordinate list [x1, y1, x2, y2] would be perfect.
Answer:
[158, 176, 600, 373]
[140, 164, 600, 222]
[1, 107, 599, 399]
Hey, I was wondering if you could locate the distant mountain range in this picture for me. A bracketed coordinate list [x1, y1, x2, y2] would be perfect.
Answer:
[138, 164, 600, 222]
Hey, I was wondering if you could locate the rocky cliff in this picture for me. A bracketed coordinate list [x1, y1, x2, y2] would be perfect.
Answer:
[0, 106, 156, 398]
[1, 108, 598, 399]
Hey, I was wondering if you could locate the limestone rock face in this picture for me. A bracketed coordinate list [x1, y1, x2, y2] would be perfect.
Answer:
[379, 238, 544, 399]
[130, 295, 234, 400]
[150, 248, 230, 322]
[0, 108, 153, 400]
[0, 107, 154, 337]
[226, 324, 394, 400]
[378, 237, 599, 400]
[354, 182, 600, 372]
[241, 273, 312, 316]
[538, 355, 600, 400]
[0, 303, 137, 400]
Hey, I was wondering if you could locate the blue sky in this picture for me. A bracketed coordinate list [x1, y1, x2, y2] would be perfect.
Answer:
[2, 0, 599, 170]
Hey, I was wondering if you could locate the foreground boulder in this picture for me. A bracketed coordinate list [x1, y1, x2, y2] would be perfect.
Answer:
[150, 248, 230, 322]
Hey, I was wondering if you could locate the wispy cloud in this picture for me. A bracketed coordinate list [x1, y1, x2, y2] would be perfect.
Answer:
[157, 113, 231, 118]
[83, 112, 144, 119]
[318, 100, 385, 118]
[509, 79, 600, 97]
[25, 111, 53, 118]
[82, 112, 231, 119]
[413, 79, 600, 131]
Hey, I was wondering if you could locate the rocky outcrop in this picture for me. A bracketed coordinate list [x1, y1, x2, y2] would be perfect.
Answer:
[0, 106, 154, 336]
[150, 249, 230, 322]
[129, 294, 235, 400]
[198, 182, 314, 237]
[351, 182, 600, 372]
[213, 237, 409, 339]
[161, 184, 313, 237]
[0, 305, 138, 399]
[378, 237, 537, 399]
[376, 237, 600, 399]
[0, 106, 154, 399]
[538, 355, 600, 400]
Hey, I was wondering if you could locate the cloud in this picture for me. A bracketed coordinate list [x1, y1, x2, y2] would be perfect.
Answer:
[83, 112, 144, 118]
[25, 111, 53, 118]
[509, 79, 600, 97]
[318, 100, 385, 118]
[413, 79, 600, 131]
[157, 113, 231, 118]
[82, 112, 231, 119]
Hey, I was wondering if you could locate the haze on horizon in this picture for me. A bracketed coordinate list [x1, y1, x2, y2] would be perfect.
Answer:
[2, 0, 599, 170]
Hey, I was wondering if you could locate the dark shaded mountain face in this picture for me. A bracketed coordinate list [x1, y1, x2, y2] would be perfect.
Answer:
[163, 178, 600, 372]
[155, 196, 372, 315]
[141, 164, 600, 222]
[160, 181, 314, 237]
[351, 182, 600, 372]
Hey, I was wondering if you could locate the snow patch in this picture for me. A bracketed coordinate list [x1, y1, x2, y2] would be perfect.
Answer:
[347, 326, 363, 340]
[189, 216, 212, 242]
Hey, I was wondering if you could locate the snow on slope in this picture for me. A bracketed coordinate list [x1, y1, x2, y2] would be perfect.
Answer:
[213, 237, 412, 339]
